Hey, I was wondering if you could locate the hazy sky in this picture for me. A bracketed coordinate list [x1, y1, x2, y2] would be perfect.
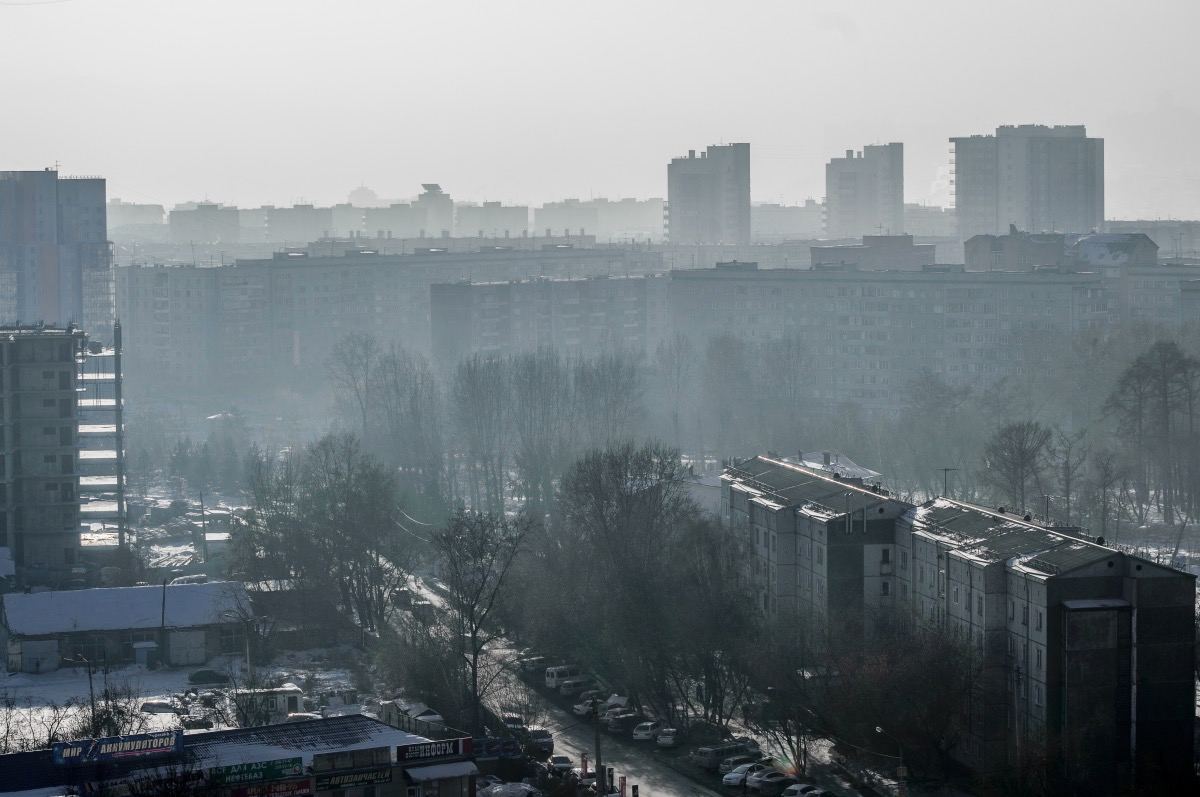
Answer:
[3, 0, 1198, 218]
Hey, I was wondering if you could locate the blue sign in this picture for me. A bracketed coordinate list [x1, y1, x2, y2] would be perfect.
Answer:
[53, 730, 183, 766]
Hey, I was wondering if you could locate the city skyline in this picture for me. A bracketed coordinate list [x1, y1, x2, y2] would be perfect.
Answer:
[2, 0, 1198, 217]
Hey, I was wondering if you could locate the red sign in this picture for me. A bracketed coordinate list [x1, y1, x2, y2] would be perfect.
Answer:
[230, 777, 313, 797]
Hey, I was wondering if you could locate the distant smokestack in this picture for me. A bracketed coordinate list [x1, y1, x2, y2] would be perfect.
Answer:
[823, 451, 831, 467]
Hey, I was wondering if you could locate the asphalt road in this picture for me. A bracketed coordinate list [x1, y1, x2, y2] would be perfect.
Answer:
[536, 692, 723, 797]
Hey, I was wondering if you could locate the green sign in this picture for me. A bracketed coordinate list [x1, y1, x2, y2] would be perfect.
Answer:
[314, 767, 392, 790]
[210, 757, 305, 786]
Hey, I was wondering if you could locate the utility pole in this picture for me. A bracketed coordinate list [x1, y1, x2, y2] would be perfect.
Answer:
[593, 703, 604, 794]
[937, 468, 958, 498]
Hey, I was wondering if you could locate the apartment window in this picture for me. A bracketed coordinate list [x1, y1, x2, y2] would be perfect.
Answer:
[1022, 606, 1029, 626]
[881, 581, 890, 596]
[42, 398, 56, 408]
[952, 585, 960, 604]
[900, 583, 908, 598]
[815, 546, 824, 565]
[1036, 610, 1043, 631]
[900, 549, 908, 569]
[42, 426, 54, 436]
[1009, 600, 1015, 620]
[1035, 647, 1042, 671]
[881, 548, 890, 564]
[1034, 684, 1043, 706]
[1008, 636, 1015, 655]
[42, 370, 54, 380]
[976, 595, 983, 616]
[918, 564, 924, 583]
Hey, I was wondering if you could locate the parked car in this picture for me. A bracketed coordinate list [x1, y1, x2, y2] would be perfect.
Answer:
[656, 727, 679, 747]
[517, 656, 546, 673]
[723, 763, 769, 788]
[573, 697, 601, 716]
[605, 710, 640, 732]
[139, 700, 176, 714]
[501, 712, 525, 729]
[558, 677, 593, 697]
[759, 775, 799, 797]
[691, 740, 760, 771]
[780, 785, 820, 797]
[599, 704, 632, 722]
[544, 665, 582, 690]
[576, 688, 604, 703]
[549, 755, 574, 774]
[745, 768, 782, 792]
[631, 720, 662, 741]
[528, 727, 554, 756]
[719, 754, 758, 774]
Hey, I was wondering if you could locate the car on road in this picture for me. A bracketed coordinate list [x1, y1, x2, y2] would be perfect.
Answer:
[572, 697, 601, 716]
[780, 785, 820, 797]
[599, 704, 632, 722]
[558, 677, 593, 697]
[691, 740, 761, 771]
[722, 763, 769, 788]
[548, 755, 574, 774]
[631, 720, 662, 740]
[656, 727, 679, 747]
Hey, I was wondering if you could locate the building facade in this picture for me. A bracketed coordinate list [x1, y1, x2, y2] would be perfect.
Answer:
[669, 261, 1110, 410]
[898, 499, 1194, 791]
[824, 143, 904, 238]
[952, 125, 1104, 239]
[0, 170, 113, 340]
[667, 144, 751, 245]
[116, 245, 663, 395]
[0, 327, 87, 578]
[430, 274, 668, 363]
[810, 234, 935, 270]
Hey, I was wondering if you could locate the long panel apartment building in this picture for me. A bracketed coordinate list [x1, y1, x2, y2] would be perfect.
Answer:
[720, 455, 1195, 793]
[430, 274, 668, 362]
[670, 261, 1109, 408]
[117, 245, 663, 395]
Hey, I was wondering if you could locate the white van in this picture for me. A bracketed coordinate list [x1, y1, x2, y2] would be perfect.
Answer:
[544, 665, 581, 690]
[558, 677, 591, 697]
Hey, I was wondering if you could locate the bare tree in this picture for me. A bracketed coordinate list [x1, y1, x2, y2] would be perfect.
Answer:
[433, 508, 530, 734]
[981, 421, 1052, 512]
[1051, 428, 1090, 525]
[451, 355, 509, 514]
[327, 332, 382, 440]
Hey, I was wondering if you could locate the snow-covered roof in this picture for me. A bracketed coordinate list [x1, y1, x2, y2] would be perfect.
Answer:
[187, 715, 428, 769]
[2, 581, 250, 636]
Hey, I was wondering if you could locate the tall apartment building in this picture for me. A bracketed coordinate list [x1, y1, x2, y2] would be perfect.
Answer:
[0, 328, 86, 579]
[669, 261, 1110, 410]
[666, 144, 751, 245]
[952, 125, 1104, 239]
[824, 143, 904, 238]
[430, 274, 668, 363]
[0, 170, 114, 340]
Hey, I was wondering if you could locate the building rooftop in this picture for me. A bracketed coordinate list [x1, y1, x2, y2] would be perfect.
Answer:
[187, 714, 427, 769]
[2, 581, 249, 636]
[723, 455, 901, 517]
